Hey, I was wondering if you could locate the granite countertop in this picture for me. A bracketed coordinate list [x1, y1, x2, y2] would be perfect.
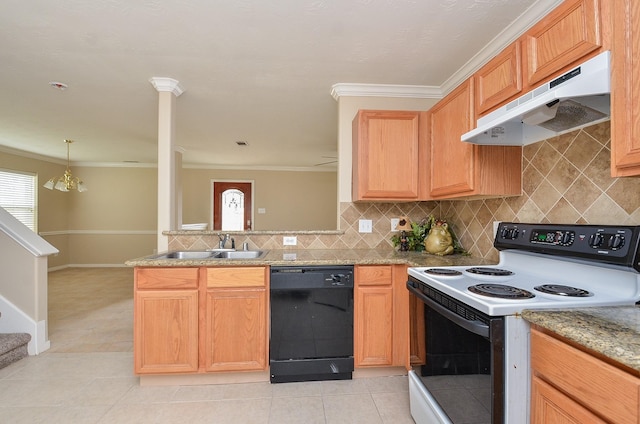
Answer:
[125, 248, 493, 268]
[522, 306, 640, 375]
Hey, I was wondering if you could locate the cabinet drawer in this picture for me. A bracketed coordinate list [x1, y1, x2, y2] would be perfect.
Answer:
[136, 267, 199, 289]
[531, 329, 640, 424]
[206, 267, 267, 288]
[356, 265, 392, 286]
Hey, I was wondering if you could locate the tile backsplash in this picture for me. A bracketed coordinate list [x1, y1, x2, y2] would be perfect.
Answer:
[171, 121, 640, 262]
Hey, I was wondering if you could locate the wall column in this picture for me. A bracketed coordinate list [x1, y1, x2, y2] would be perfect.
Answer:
[149, 77, 184, 252]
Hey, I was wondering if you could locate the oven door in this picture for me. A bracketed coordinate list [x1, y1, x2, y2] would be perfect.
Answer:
[407, 277, 504, 424]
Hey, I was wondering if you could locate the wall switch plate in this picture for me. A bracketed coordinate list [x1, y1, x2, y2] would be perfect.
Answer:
[283, 236, 297, 246]
[358, 219, 373, 233]
[493, 221, 501, 238]
[258, 208, 266, 214]
[390, 218, 400, 232]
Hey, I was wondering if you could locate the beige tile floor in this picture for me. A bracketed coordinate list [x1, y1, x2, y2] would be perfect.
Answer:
[0, 267, 415, 423]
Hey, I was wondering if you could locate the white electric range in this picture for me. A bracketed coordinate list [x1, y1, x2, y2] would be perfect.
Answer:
[407, 222, 640, 424]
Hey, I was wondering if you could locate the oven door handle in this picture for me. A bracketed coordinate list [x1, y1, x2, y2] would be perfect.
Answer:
[407, 282, 489, 338]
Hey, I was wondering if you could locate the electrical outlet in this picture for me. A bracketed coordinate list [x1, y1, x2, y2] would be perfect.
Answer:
[358, 219, 373, 233]
[391, 218, 400, 232]
[283, 236, 297, 246]
[258, 208, 266, 214]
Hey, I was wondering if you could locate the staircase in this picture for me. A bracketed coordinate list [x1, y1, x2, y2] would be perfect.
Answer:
[0, 332, 30, 368]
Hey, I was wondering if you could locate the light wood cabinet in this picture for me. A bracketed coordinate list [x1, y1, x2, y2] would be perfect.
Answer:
[133, 266, 268, 375]
[134, 267, 199, 374]
[354, 265, 410, 368]
[522, 0, 602, 87]
[428, 78, 522, 199]
[203, 267, 268, 372]
[475, 42, 523, 115]
[352, 110, 427, 201]
[474, 0, 605, 120]
[530, 328, 640, 424]
[355, 265, 393, 366]
[611, 0, 640, 176]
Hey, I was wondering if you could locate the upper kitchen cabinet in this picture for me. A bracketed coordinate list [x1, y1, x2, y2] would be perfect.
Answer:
[522, 0, 603, 87]
[611, 0, 640, 177]
[428, 79, 522, 199]
[352, 110, 427, 201]
[475, 42, 523, 116]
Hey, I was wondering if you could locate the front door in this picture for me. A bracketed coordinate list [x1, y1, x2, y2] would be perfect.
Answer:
[212, 181, 253, 231]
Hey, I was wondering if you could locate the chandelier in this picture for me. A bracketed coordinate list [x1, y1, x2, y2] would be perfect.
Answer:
[43, 139, 88, 192]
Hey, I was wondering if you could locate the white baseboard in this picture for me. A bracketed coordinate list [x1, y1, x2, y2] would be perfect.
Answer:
[48, 263, 130, 272]
[0, 294, 49, 355]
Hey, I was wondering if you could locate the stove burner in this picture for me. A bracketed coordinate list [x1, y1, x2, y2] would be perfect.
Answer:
[423, 268, 463, 276]
[534, 284, 593, 297]
[466, 267, 514, 276]
[468, 284, 535, 299]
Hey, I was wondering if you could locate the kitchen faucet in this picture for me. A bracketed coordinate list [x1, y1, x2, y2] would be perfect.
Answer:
[218, 233, 230, 249]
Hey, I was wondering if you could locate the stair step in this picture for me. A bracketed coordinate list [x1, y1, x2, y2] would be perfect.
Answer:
[0, 333, 31, 369]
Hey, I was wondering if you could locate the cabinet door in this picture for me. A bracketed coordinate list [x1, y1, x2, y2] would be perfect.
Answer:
[204, 288, 267, 372]
[475, 42, 522, 116]
[355, 286, 393, 367]
[134, 290, 199, 374]
[531, 375, 606, 424]
[429, 79, 475, 197]
[522, 0, 602, 87]
[531, 329, 640, 423]
[352, 110, 421, 201]
[611, 0, 640, 176]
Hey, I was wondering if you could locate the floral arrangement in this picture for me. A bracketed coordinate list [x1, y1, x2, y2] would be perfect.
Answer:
[391, 215, 468, 254]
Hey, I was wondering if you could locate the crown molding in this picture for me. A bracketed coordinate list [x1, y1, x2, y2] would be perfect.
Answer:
[149, 77, 185, 96]
[330, 83, 441, 100]
[332, 0, 564, 100]
[440, 0, 564, 95]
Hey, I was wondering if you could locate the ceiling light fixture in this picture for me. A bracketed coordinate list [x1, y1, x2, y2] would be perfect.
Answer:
[43, 139, 88, 192]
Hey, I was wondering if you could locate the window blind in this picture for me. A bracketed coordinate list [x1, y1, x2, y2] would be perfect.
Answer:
[0, 169, 37, 232]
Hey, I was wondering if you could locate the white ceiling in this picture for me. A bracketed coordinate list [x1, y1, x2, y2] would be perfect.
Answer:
[0, 0, 560, 169]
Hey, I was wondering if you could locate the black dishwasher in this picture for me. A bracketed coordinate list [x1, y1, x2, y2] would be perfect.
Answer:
[270, 265, 354, 383]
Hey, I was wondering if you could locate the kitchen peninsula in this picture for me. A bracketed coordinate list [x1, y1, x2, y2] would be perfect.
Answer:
[126, 237, 490, 387]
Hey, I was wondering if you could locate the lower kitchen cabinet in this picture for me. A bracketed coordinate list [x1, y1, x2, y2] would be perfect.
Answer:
[134, 267, 199, 374]
[354, 265, 409, 368]
[204, 267, 268, 372]
[530, 327, 640, 424]
[133, 266, 268, 375]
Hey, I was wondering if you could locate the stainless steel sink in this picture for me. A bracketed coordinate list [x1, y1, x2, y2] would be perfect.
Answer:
[157, 250, 221, 259]
[218, 250, 267, 259]
[151, 249, 267, 260]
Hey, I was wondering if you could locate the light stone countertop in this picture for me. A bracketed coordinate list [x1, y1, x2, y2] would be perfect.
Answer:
[125, 248, 493, 268]
[522, 306, 640, 375]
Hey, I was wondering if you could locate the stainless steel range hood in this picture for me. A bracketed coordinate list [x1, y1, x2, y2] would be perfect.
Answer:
[462, 50, 610, 146]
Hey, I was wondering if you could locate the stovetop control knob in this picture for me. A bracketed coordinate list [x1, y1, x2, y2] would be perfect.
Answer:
[589, 232, 604, 248]
[500, 227, 519, 240]
[560, 231, 573, 245]
[608, 234, 625, 250]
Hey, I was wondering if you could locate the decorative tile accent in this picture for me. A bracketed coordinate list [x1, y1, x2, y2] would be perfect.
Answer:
[171, 121, 639, 260]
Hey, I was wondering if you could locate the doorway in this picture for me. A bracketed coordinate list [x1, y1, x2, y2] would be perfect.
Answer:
[212, 180, 253, 231]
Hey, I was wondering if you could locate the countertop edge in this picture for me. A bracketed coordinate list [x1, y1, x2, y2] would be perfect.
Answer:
[522, 307, 640, 375]
[125, 249, 489, 268]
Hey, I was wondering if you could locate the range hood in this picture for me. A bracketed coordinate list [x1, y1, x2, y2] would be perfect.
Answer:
[462, 50, 611, 145]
